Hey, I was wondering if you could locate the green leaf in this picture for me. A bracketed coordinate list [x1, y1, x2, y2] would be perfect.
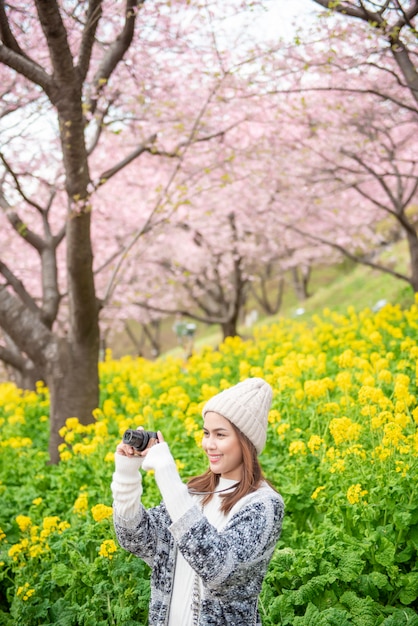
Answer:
[398, 572, 418, 605]
[293, 602, 351, 626]
[337, 551, 365, 582]
[339, 591, 380, 626]
[375, 537, 396, 568]
[51, 563, 74, 587]
[292, 574, 335, 605]
[48, 598, 79, 626]
[381, 607, 418, 626]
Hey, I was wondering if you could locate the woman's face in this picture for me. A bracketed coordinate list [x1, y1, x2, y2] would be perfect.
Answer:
[202, 412, 244, 481]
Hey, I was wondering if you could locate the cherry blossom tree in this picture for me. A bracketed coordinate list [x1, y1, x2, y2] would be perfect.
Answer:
[111, 117, 328, 341]
[0, 0, 268, 461]
[311, 0, 418, 109]
[284, 95, 418, 290]
[248, 3, 418, 291]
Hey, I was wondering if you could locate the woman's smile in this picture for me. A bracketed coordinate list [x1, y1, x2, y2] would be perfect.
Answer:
[202, 412, 244, 481]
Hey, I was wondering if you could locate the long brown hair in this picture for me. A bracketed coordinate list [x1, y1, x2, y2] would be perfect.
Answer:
[187, 423, 272, 514]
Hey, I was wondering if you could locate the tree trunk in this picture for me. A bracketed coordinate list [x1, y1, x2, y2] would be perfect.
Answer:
[406, 230, 418, 293]
[292, 266, 311, 301]
[0, 0, 141, 463]
[221, 316, 239, 340]
[9, 362, 40, 391]
[47, 337, 99, 464]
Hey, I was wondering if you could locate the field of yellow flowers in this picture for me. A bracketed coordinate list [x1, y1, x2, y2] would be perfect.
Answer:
[1, 300, 418, 625]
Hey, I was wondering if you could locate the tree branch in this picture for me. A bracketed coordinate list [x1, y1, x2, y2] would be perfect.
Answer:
[312, 0, 387, 23]
[279, 219, 412, 286]
[0, 260, 42, 314]
[95, 133, 157, 186]
[34, 0, 77, 89]
[77, 0, 103, 83]
[86, 0, 143, 116]
[0, 43, 53, 92]
[0, 0, 52, 91]
[133, 299, 232, 325]
[0, 284, 56, 367]
[0, 343, 25, 371]
[0, 153, 45, 214]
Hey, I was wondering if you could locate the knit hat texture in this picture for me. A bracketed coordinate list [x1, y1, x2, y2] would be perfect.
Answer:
[202, 377, 272, 454]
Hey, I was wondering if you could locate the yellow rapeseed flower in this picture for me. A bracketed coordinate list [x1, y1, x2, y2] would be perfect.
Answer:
[17, 582, 35, 601]
[72, 442, 97, 456]
[94, 421, 108, 437]
[65, 417, 81, 431]
[382, 422, 406, 448]
[330, 459, 346, 473]
[277, 423, 290, 437]
[361, 405, 377, 417]
[200, 384, 220, 402]
[40, 516, 61, 538]
[371, 411, 392, 430]
[335, 371, 352, 391]
[289, 440, 307, 456]
[373, 445, 392, 461]
[91, 504, 113, 522]
[342, 444, 366, 459]
[394, 412, 411, 428]
[73, 491, 89, 515]
[304, 378, 334, 398]
[369, 331, 382, 345]
[346, 483, 368, 505]
[268, 409, 281, 424]
[99, 539, 117, 559]
[378, 369, 392, 384]
[395, 461, 409, 477]
[60, 449, 72, 461]
[8, 539, 29, 561]
[1, 437, 32, 449]
[320, 402, 340, 415]
[311, 486, 326, 500]
[329, 417, 361, 446]
[337, 349, 354, 368]
[16, 515, 32, 532]
[29, 543, 46, 558]
[307, 435, 324, 454]
[139, 383, 153, 397]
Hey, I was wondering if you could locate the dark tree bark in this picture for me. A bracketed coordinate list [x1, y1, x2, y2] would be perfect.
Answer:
[0, 0, 142, 462]
[292, 266, 311, 301]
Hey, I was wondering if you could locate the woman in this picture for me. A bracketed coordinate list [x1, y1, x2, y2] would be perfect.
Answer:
[111, 377, 285, 626]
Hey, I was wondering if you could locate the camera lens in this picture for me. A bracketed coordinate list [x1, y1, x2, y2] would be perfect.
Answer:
[122, 429, 157, 452]
[123, 430, 143, 445]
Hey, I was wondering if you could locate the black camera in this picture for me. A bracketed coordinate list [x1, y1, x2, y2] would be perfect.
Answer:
[122, 429, 158, 452]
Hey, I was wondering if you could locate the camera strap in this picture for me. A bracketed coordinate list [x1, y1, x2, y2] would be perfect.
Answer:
[188, 482, 240, 496]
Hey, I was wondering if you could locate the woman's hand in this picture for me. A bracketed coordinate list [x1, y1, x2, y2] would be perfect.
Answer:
[116, 427, 164, 458]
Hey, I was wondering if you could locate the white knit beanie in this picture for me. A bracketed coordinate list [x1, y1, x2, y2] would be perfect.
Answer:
[202, 377, 273, 455]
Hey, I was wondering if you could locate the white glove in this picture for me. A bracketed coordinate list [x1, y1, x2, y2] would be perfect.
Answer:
[111, 453, 143, 520]
[142, 441, 176, 473]
[142, 442, 194, 522]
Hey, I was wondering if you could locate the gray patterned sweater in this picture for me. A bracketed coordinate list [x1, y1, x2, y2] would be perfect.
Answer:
[112, 444, 284, 626]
